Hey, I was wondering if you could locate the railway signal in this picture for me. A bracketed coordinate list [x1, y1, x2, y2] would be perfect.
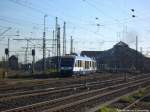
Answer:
[4, 48, 9, 77]
[32, 49, 35, 73]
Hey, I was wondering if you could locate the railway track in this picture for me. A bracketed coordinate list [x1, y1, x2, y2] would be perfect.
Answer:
[0, 73, 146, 99]
[123, 93, 150, 110]
[0, 73, 121, 94]
[1, 74, 150, 112]
[0, 77, 125, 111]
[44, 77, 150, 112]
[0, 76, 124, 99]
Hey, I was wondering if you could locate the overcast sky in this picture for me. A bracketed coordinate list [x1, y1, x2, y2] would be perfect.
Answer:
[0, 0, 150, 62]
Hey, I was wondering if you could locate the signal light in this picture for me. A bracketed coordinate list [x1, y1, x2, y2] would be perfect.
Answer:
[32, 49, 35, 56]
[5, 48, 9, 55]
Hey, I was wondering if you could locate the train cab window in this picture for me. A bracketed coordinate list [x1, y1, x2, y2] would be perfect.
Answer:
[61, 57, 74, 67]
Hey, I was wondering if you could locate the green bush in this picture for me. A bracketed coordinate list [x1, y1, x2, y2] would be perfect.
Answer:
[99, 106, 117, 112]
[133, 90, 144, 98]
[120, 95, 135, 103]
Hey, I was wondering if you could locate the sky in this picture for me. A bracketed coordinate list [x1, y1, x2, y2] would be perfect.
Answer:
[0, 0, 150, 62]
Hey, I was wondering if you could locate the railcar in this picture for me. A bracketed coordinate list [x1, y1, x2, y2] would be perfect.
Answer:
[60, 55, 97, 76]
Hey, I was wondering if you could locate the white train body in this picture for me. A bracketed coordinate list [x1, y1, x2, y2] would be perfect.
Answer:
[60, 55, 96, 76]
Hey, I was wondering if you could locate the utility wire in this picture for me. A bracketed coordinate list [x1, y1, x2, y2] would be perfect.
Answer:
[82, 0, 119, 22]
[0, 15, 43, 26]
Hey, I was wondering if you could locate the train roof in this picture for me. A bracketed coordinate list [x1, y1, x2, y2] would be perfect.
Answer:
[62, 55, 95, 61]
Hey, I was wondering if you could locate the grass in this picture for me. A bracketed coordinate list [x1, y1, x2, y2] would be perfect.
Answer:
[99, 106, 117, 112]
[0, 68, 5, 79]
[120, 95, 135, 103]
[132, 90, 144, 99]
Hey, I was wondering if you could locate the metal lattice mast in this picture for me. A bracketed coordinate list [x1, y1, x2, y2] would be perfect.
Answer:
[70, 36, 73, 54]
[13, 39, 30, 64]
[55, 17, 58, 56]
[43, 14, 47, 73]
[57, 27, 61, 72]
[57, 27, 61, 57]
[63, 22, 66, 56]
[52, 30, 55, 56]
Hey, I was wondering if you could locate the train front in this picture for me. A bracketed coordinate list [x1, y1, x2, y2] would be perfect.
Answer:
[60, 56, 75, 76]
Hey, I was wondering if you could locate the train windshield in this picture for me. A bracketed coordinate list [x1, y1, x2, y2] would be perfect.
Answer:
[61, 57, 74, 67]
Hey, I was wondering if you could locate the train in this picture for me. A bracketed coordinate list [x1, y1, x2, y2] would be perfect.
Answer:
[60, 55, 97, 76]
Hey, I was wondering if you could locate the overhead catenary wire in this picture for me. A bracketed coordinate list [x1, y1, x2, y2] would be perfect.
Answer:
[81, 0, 144, 29]
[82, 0, 120, 23]
[96, 0, 129, 16]
[3, 0, 149, 38]
[1, 0, 150, 59]
[6, 0, 150, 31]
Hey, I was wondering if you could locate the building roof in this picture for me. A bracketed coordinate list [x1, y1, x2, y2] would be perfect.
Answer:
[81, 41, 143, 61]
[114, 41, 128, 47]
[9, 55, 18, 60]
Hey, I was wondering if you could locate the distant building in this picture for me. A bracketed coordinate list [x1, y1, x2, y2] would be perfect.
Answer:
[81, 41, 144, 72]
[35, 56, 60, 72]
[9, 55, 18, 70]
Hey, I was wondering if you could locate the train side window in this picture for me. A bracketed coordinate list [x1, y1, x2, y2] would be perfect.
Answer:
[88, 61, 90, 69]
[80, 60, 82, 67]
[85, 61, 87, 69]
[92, 62, 94, 68]
[75, 61, 78, 67]
[79, 60, 80, 67]
[85, 61, 89, 69]
[82, 61, 84, 68]
[90, 61, 92, 67]
[81, 60, 83, 67]
[78, 60, 80, 67]
[82, 61, 85, 69]
[77, 60, 81, 67]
